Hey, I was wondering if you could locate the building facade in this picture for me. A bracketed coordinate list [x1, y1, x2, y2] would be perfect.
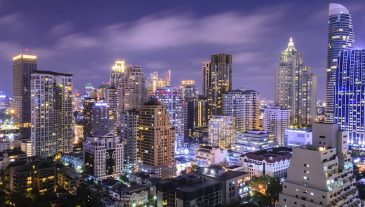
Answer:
[223, 90, 260, 132]
[208, 115, 236, 149]
[263, 107, 290, 146]
[234, 130, 275, 154]
[30, 71, 73, 156]
[12, 54, 37, 139]
[285, 128, 312, 147]
[325, 3, 355, 120]
[275, 38, 317, 127]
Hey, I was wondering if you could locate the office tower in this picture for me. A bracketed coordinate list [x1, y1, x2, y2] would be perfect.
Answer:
[120, 109, 139, 173]
[84, 83, 95, 98]
[105, 87, 118, 121]
[208, 115, 235, 149]
[203, 54, 232, 116]
[124, 66, 146, 111]
[263, 107, 290, 146]
[82, 98, 96, 138]
[278, 123, 360, 207]
[91, 102, 114, 136]
[223, 90, 260, 132]
[155, 87, 185, 150]
[180, 80, 198, 100]
[12, 54, 37, 139]
[83, 133, 124, 178]
[30, 71, 73, 157]
[325, 3, 355, 120]
[110, 60, 131, 114]
[275, 38, 317, 127]
[334, 49, 365, 145]
[138, 99, 175, 178]
[186, 96, 209, 137]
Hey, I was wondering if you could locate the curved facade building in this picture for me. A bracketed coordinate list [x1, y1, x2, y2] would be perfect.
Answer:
[325, 3, 355, 120]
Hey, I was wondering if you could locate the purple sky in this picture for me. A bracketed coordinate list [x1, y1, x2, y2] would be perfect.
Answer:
[0, 0, 364, 100]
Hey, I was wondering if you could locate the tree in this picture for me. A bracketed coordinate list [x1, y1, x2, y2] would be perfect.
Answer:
[248, 175, 282, 207]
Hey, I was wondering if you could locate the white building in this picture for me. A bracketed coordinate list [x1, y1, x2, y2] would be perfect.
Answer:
[285, 128, 312, 147]
[263, 107, 290, 146]
[30, 71, 73, 157]
[278, 123, 360, 207]
[223, 90, 260, 132]
[239, 148, 291, 178]
[83, 133, 124, 178]
[208, 115, 236, 149]
[234, 130, 275, 154]
[195, 145, 227, 167]
[20, 139, 32, 157]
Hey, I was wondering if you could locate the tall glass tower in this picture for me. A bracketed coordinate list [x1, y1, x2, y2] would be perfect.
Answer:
[334, 49, 365, 146]
[326, 3, 355, 120]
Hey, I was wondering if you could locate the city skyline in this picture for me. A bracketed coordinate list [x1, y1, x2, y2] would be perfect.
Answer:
[0, 1, 365, 99]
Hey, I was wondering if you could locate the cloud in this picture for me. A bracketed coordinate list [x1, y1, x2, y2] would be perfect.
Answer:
[0, 13, 23, 29]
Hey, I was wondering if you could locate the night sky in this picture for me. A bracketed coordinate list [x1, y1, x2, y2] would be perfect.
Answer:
[0, 0, 364, 100]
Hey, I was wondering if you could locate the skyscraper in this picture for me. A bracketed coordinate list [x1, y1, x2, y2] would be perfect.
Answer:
[30, 71, 73, 156]
[180, 80, 198, 100]
[325, 3, 355, 120]
[223, 90, 260, 132]
[120, 109, 139, 173]
[110, 60, 131, 114]
[124, 65, 146, 111]
[156, 87, 185, 150]
[334, 49, 365, 146]
[208, 115, 236, 149]
[275, 38, 317, 127]
[203, 54, 232, 117]
[138, 99, 175, 178]
[12, 54, 37, 139]
[263, 107, 290, 146]
[278, 123, 360, 207]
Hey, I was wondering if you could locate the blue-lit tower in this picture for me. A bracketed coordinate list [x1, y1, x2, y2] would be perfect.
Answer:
[334, 49, 365, 146]
[326, 3, 355, 120]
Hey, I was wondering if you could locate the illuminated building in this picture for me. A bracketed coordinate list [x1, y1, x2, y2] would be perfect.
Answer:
[147, 70, 171, 95]
[275, 38, 317, 127]
[239, 147, 291, 178]
[263, 107, 290, 146]
[203, 54, 232, 116]
[223, 90, 260, 132]
[195, 145, 227, 167]
[74, 124, 84, 145]
[278, 123, 360, 207]
[326, 3, 355, 120]
[234, 130, 275, 154]
[3, 158, 55, 194]
[208, 115, 235, 149]
[334, 49, 365, 146]
[12, 53, 37, 139]
[120, 109, 139, 172]
[84, 83, 95, 98]
[0, 91, 10, 111]
[20, 139, 32, 157]
[30, 71, 73, 157]
[124, 66, 146, 111]
[83, 133, 124, 178]
[156, 87, 185, 150]
[138, 99, 176, 178]
[285, 128, 312, 147]
[186, 96, 208, 137]
[56, 167, 81, 196]
[180, 80, 198, 100]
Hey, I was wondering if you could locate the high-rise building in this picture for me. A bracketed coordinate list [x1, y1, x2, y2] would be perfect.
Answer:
[83, 133, 124, 178]
[325, 3, 355, 120]
[275, 38, 317, 127]
[84, 83, 95, 98]
[180, 80, 198, 100]
[234, 130, 275, 154]
[156, 87, 185, 150]
[278, 123, 360, 207]
[203, 54, 232, 116]
[12, 54, 37, 139]
[208, 115, 235, 149]
[30, 71, 73, 156]
[124, 66, 146, 111]
[186, 96, 208, 137]
[263, 107, 290, 146]
[147, 70, 171, 95]
[334, 49, 365, 146]
[138, 99, 175, 178]
[120, 109, 139, 173]
[223, 90, 260, 132]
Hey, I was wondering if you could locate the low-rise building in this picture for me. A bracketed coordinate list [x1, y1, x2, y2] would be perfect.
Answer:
[239, 147, 292, 178]
[200, 165, 250, 205]
[234, 130, 275, 154]
[156, 173, 223, 207]
[195, 145, 227, 167]
[56, 167, 81, 196]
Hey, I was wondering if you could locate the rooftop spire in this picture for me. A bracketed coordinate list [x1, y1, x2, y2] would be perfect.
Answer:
[285, 37, 296, 52]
